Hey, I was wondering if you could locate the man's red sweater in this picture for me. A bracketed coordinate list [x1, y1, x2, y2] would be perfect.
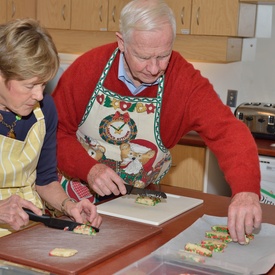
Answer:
[52, 42, 260, 197]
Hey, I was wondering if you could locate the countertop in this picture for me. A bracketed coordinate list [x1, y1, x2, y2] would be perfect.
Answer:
[81, 185, 275, 274]
[179, 132, 275, 157]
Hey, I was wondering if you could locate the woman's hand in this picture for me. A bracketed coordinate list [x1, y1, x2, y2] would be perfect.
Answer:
[0, 195, 42, 230]
[63, 198, 102, 228]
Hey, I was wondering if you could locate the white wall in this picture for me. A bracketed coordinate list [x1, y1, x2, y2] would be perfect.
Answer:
[191, 5, 275, 112]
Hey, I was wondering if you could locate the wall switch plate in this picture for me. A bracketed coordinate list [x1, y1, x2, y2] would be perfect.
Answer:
[226, 90, 238, 107]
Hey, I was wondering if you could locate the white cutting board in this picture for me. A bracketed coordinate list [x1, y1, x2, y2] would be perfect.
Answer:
[97, 193, 203, 226]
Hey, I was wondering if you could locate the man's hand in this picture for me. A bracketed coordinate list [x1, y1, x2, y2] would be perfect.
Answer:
[227, 192, 262, 244]
[87, 163, 127, 196]
[0, 195, 42, 230]
[63, 198, 102, 228]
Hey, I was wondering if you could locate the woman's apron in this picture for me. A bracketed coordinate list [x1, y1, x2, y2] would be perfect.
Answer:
[60, 48, 171, 202]
[0, 104, 45, 209]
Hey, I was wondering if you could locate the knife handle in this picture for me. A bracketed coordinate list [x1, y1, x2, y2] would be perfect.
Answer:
[23, 208, 50, 223]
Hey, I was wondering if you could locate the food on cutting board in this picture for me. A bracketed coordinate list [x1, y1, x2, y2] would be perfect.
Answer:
[72, 224, 97, 236]
[49, 248, 78, 257]
[183, 224, 254, 259]
[135, 195, 161, 206]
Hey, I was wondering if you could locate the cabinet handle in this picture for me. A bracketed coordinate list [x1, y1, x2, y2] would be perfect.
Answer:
[180, 7, 185, 25]
[62, 5, 66, 21]
[196, 7, 200, 26]
[11, 1, 16, 18]
[112, 6, 116, 23]
[99, 5, 102, 22]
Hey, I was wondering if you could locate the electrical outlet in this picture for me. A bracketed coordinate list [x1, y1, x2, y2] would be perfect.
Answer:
[226, 90, 238, 107]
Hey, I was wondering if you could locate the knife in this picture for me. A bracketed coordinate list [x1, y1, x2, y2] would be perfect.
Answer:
[23, 208, 99, 232]
[124, 184, 167, 199]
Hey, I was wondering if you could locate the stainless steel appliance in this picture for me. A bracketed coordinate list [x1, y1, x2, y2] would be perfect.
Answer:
[259, 155, 275, 206]
[235, 102, 275, 140]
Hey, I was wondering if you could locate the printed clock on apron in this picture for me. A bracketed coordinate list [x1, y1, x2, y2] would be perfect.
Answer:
[99, 111, 137, 144]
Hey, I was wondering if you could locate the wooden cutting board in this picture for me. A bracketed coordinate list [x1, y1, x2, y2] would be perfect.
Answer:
[0, 215, 161, 275]
[97, 193, 204, 225]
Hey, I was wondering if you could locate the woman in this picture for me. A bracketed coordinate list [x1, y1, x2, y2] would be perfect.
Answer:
[0, 18, 102, 231]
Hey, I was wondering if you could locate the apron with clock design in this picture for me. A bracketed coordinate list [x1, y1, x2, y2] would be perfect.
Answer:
[60, 48, 172, 202]
[0, 104, 45, 209]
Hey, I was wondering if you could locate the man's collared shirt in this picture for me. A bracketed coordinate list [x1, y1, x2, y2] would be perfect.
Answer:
[118, 53, 159, 96]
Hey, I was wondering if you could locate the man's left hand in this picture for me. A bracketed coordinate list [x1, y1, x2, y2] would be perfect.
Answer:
[227, 192, 262, 244]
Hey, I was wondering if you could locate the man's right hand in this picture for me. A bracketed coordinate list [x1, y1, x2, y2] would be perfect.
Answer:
[87, 163, 127, 196]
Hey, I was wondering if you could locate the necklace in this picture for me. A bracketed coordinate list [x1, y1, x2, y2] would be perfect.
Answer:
[0, 113, 22, 139]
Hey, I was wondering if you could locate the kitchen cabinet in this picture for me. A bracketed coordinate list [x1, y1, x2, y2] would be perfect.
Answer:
[240, 0, 275, 3]
[190, 0, 257, 37]
[0, 0, 6, 24]
[37, 0, 71, 30]
[40, 0, 258, 62]
[37, 0, 130, 32]
[166, 0, 192, 35]
[71, 0, 108, 31]
[161, 144, 231, 196]
[161, 144, 206, 191]
[6, 0, 36, 21]
[108, 0, 131, 31]
[167, 0, 256, 37]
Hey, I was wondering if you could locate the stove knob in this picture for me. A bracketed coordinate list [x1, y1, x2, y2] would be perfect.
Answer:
[258, 118, 265, 123]
[237, 112, 243, 120]
[268, 116, 275, 125]
[245, 116, 253, 121]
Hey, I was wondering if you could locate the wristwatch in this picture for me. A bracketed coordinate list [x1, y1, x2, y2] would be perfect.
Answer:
[61, 197, 77, 215]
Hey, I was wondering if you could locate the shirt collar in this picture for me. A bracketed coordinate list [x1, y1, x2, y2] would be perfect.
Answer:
[118, 52, 159, 95]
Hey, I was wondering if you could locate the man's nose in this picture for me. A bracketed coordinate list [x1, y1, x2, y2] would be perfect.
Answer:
[146, 58, 159, 75]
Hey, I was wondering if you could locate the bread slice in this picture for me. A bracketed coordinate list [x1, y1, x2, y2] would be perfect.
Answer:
[49, 248, 78, 257]
[184, 243, 212, 257]
[205, 231, 232, 243]
[135, 196, 161, 206]
[200, 239, 227, 252]
[211, 225, 229, 233]
[73, 224, 96, 236]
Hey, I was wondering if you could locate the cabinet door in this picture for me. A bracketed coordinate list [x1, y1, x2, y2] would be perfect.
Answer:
[71, 0, 108, 31]
[0, 0, 6, 24]
[37, 0, 71, 30]
[166, 0, 192, 35]
[7, 0, 36, 21]
[108, 0, 130, 32]
[191, 0, 240, 36]
[161, 145, 205, 191]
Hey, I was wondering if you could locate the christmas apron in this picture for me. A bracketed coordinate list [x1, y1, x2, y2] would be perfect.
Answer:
[60, 48, 171, 202]
[0, 104, 45, 209]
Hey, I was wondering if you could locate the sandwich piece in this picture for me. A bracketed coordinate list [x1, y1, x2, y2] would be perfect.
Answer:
[49, 248, 78, 257]
[135, 195, 161, 206]
[184, 243, 212, 257]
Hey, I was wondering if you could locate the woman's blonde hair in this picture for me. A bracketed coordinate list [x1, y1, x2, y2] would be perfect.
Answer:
[0, 18, 59, 84]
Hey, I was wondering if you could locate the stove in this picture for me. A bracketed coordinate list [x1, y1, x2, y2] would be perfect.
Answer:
[234, 102, 275, 140]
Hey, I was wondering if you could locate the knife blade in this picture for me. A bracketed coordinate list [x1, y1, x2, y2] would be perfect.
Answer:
[124, 184, 167, 199]
[23, 208, 99, 232]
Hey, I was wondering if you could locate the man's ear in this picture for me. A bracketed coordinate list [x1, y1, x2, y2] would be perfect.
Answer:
[116, 32, 125, 52]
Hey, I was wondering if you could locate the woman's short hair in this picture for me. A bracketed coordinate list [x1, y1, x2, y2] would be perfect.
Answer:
[0, 18, 59, 84]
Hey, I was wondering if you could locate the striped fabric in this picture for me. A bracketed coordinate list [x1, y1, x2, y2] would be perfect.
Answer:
[0, 105, 45, 208]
